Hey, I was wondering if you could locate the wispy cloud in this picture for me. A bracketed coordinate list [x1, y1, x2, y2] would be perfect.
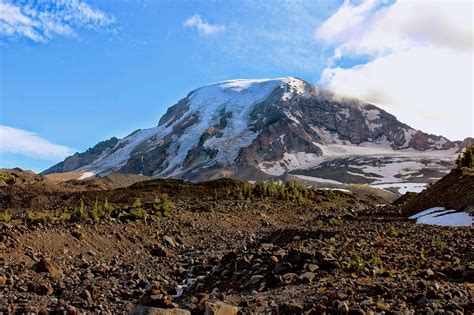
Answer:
[316, 0, 473, 140]
[0, 0, 116, 43]
[183, 14, 225, 36]
[188, 1, 334, 76]
[0, 125, 73, 160]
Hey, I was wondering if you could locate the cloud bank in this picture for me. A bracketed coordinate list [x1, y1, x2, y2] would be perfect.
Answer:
[183, 14, 225, 36]
[0, 0, 115, 42]
[0, 125, 73, 160]
[316, 0, 473, 140]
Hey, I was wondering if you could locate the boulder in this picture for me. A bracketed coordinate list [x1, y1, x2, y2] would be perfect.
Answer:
[204, 302, 240, 315]
[129, 306, 190, 315]
[33, 258, 63, 277]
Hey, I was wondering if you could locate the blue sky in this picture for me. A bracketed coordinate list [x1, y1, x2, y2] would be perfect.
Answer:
[0, 0, 472, 172]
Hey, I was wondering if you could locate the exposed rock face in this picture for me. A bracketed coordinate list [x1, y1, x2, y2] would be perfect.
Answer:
[43, 77, 463, 182]
[43, 137, 119, 174]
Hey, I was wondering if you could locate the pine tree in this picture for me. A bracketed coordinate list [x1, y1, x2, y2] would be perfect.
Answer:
[459, 144, 474, 168]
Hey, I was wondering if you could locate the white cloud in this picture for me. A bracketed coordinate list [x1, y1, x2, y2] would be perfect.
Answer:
[316, 0, 474, 140]
[0, 125, 73, 160]
[315, 0, 378, 44]
[183, 14, 225, 36]
[0, 0, 115, 43]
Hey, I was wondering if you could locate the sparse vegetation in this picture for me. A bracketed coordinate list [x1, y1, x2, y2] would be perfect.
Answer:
[15, 195, 176, 227]
[232, 181, 341, 206]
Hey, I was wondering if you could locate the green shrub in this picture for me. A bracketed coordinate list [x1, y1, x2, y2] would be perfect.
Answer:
[151, 195, 173, 217]
[0, 210, 12, 222]
[349, 252, 366, 272]
[103, 198, 115, 217]
[432, 237, 448, 251]
[370, 254, 382, 266]
[0, 173, 17, 184]
[79, 200, 88, 220]
[388, 225, 400, 238]
[24, 210, 34, 224]
[131, 207, 148, 220]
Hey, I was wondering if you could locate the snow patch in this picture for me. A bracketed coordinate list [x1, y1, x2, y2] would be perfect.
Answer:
[281, 77, 310, 100]
[403, 129, 418, 147]
[369, 182, 427, 194]
[78, 171, 95, 180]
[259, 152, 322, 176]
[363, 109, 382, 131]
[409, 207, 472, 227]
[293, 174, 343, 185]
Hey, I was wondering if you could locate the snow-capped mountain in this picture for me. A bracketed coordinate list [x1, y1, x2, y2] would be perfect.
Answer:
[44, 77, 468, 190]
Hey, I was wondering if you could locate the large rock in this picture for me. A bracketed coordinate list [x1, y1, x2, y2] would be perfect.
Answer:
[129, 306, 190, 315]
[204, 302, 240, 315]
[33, 258, 63, 277]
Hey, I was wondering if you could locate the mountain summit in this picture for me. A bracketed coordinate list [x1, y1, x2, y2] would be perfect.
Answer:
[44, 77, 463, 186]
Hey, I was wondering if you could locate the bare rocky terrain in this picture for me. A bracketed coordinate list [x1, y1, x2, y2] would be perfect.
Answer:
[0, 169, 473, 314]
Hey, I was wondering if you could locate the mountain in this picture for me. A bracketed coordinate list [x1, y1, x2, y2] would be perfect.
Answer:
[43, 77, 466, 190]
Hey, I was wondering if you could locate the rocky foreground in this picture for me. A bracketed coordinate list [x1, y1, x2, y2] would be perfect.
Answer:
[1, 190, 473, 314]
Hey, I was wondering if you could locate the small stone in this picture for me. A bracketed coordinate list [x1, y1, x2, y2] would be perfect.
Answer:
[274, 261, 292, 274]
[299, 272, 315, 284]
[425, 268, 435, 278]
[35, 283, 53, 296]
[163, 236, 175, 248]
[268, 256, 278, 264]
[306, 263, 319, 272]
[249, 274, 264, 284]
[337, 300, 349, 314]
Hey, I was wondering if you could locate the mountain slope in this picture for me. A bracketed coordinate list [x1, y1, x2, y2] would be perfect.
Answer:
[43, 77, 462, 184]
[401, 167, 474, 215]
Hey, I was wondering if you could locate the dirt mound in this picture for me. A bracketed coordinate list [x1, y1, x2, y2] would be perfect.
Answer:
[0, 169, 45, 186]
[97, 173, 152, 188]
[401, 168, 474, 215]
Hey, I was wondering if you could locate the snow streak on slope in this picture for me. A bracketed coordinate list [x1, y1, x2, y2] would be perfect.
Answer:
[258, 152, 322, 176]
[161, 78, 288, 176]
[78, 126, 171, 174]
